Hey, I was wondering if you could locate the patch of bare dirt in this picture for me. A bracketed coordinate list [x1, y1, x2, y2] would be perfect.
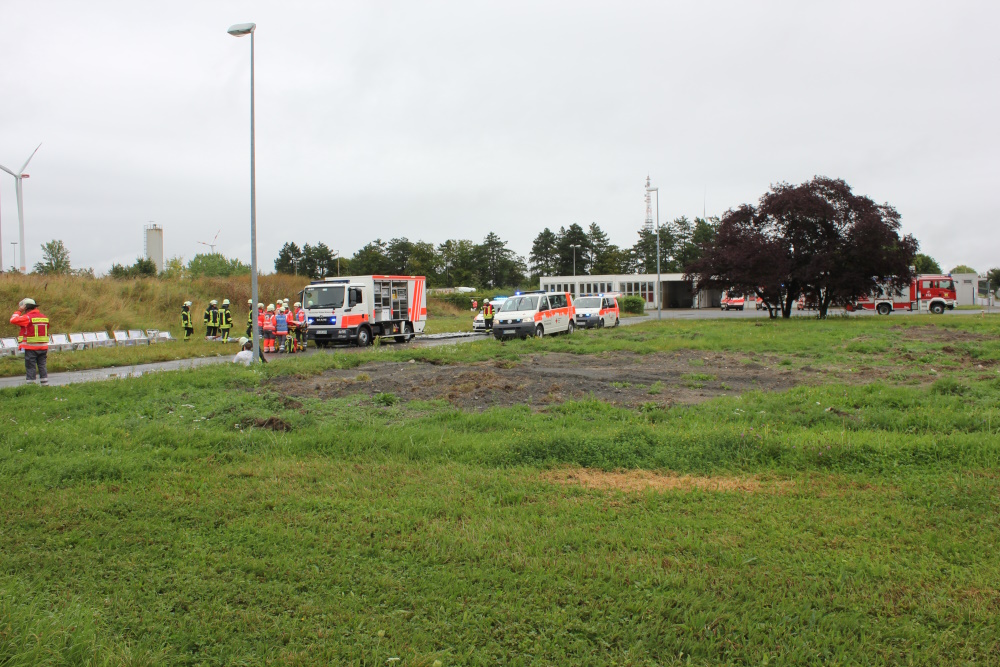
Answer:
[890, 324, 990, 343]
[543, 468, 794, 494]
[282, 350, 805, 410]
[238, 416, 292, 431]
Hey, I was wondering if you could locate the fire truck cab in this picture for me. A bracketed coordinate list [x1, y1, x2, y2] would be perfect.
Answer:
[302, 275, 427, 346]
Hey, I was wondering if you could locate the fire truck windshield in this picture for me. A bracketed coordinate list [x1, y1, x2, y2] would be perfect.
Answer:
[303, 285, 345, 309]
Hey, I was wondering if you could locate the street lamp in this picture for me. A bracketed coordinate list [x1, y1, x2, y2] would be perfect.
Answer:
[646, 184, 661, 320]
[570, 244, 580, 277]
[227, 22, 259, 363]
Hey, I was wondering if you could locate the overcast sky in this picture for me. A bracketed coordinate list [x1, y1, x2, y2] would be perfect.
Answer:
[1, 1, 997, 275]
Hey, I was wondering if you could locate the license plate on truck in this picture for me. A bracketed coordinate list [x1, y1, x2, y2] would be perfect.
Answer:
[504, 330, 513, 335]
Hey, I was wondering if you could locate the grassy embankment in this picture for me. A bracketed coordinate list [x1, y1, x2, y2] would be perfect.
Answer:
[0, 275, 473, 377]
[1, 315, 1000, 665]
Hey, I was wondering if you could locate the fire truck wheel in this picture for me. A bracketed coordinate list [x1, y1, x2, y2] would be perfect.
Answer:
[356, 326, 372, 347]
[395, 322, 414, 344]
[535, 324, 544, 338]
[877, 303, 892, 316]
[930, 302, 945, 315]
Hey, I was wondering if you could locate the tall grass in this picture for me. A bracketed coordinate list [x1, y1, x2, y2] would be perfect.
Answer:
[0, 274, 320, 337]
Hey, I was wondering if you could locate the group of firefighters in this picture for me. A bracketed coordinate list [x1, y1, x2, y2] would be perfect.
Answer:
[180, 298, 308, 353]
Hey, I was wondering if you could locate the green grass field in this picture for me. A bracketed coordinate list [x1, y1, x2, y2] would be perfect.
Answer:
[2, 316, 999, 665]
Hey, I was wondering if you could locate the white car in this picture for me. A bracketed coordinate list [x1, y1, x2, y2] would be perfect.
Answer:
[473, 312, 486, 331]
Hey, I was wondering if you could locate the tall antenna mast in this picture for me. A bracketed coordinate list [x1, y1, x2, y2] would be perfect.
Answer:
[643, 175, 653, 232]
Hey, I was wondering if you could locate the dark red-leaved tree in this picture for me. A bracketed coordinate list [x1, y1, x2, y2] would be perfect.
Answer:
[686, 177, 918, 318]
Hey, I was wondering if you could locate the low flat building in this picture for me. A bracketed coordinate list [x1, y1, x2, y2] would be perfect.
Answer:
[539, 273, 720, 309]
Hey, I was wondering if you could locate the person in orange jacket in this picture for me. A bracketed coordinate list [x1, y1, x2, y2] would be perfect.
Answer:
[9, 297, 50, 385]
[262, 304, 277, 352]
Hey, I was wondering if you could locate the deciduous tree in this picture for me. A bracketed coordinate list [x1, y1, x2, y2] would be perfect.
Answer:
[687, 177, 918, 318]
[34, 240, 72, 275]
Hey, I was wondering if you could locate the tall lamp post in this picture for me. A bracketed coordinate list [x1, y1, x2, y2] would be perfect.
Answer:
[228, 22, 259, 363]
[646, 184, 661, 320]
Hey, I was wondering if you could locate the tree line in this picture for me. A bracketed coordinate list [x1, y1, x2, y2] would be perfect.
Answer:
[271, 219, 718, 288]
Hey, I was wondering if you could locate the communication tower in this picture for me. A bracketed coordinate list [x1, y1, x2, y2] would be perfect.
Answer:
[643, 175, 653, 232]
[144, 223, 164, 273]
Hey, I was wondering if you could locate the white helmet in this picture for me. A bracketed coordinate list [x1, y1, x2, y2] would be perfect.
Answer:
[248, 299, 253, 305]
[210, 299, 218, 306]
[257, 302, 264, 309]
[183, 300, 192, 307]
[267, 304, 275, 312]
[294, 301, 301, 308]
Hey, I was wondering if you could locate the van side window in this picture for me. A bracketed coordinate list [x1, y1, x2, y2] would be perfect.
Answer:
[539, 296, 550, 312]
[549, 293, 567, 309]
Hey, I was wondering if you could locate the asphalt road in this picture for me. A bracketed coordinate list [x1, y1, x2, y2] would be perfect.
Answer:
[1, 307, 992, 389]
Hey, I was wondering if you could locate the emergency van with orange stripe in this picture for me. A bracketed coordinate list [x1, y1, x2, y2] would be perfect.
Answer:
[301, 275, 427, 347]
[494, 290, 575, 339]
[573, 294, 620, 329]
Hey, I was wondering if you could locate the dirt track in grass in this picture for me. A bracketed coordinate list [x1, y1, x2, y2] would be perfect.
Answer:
[284, 350, 807, 410]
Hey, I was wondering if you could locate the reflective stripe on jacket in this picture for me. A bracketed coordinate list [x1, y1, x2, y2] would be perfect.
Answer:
[181, 311, 192, 328]
[220, 309, 233, 328]
[9, 309, 49, 350]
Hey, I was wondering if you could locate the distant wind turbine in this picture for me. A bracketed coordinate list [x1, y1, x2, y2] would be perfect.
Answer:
[0, 143, 41, 273]
[198, 229, 221, 254]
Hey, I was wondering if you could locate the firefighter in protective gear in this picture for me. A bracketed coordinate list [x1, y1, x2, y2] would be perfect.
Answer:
[181, 301, 194, 341]
[263, 304, 277, 352]
[483, 299, 495, 330]
[246, 299, 254, 338]
[219, 298, 233, 342]
[10, 297, 49, 385]
[293, 301, 307, 351]
[256, 302, 265, 342]
[204, 300, 219, 338]
[275, 305, 289, 353]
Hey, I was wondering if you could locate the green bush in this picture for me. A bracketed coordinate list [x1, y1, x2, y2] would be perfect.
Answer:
[619, 295, 646, 314]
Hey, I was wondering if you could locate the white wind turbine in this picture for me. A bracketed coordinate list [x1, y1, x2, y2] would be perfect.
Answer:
[198, 229, 221, 254]
[0, 143, 42, 273]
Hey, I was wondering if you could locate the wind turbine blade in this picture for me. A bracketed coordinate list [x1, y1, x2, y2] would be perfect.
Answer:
[19, 143, 42, 174]
[0, 163, 15, 177]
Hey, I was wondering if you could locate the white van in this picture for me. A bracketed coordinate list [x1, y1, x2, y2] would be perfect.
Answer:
[493, 291, 575, 339]
[573, 294, 620, 329]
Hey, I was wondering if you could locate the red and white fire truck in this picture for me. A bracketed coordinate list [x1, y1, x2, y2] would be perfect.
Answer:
[721, 292, 747, 311]
[302, 275, 427, 346]
[847, 274, 957, 315]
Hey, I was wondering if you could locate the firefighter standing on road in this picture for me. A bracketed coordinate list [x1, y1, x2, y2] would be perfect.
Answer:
[262, 304, 276, 353]
[275, 305, 289, 353]
[246, 299, 254, 338]
[9, 298, 49, 385]
[293, 301, 307, 351]
[483, 299, 495, 330]
[181, 301, 194, 341]
[219, 299, 233, 342]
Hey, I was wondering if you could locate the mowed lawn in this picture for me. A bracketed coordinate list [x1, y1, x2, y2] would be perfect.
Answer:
[2, 316, 1000, 666]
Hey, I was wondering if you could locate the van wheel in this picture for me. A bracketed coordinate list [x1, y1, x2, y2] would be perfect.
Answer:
[356, 326, 372, 347]
[614, 318, 620, 327]
[394, 322, 414, 344]
[930, 302, 945, 315]
[877, 303, 892, 316]
[566, 321, 574, 335]
[535, 325, 544, 338]
[598, 318, 605, 328]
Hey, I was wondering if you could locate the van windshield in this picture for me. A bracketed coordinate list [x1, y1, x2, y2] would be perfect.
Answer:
[575, 297, 601, 308]
[303, 285, 345, 309]
[500, 296, 538, 312]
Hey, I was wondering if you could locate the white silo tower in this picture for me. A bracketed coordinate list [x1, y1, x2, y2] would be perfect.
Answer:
[144, 223, 164, 272]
